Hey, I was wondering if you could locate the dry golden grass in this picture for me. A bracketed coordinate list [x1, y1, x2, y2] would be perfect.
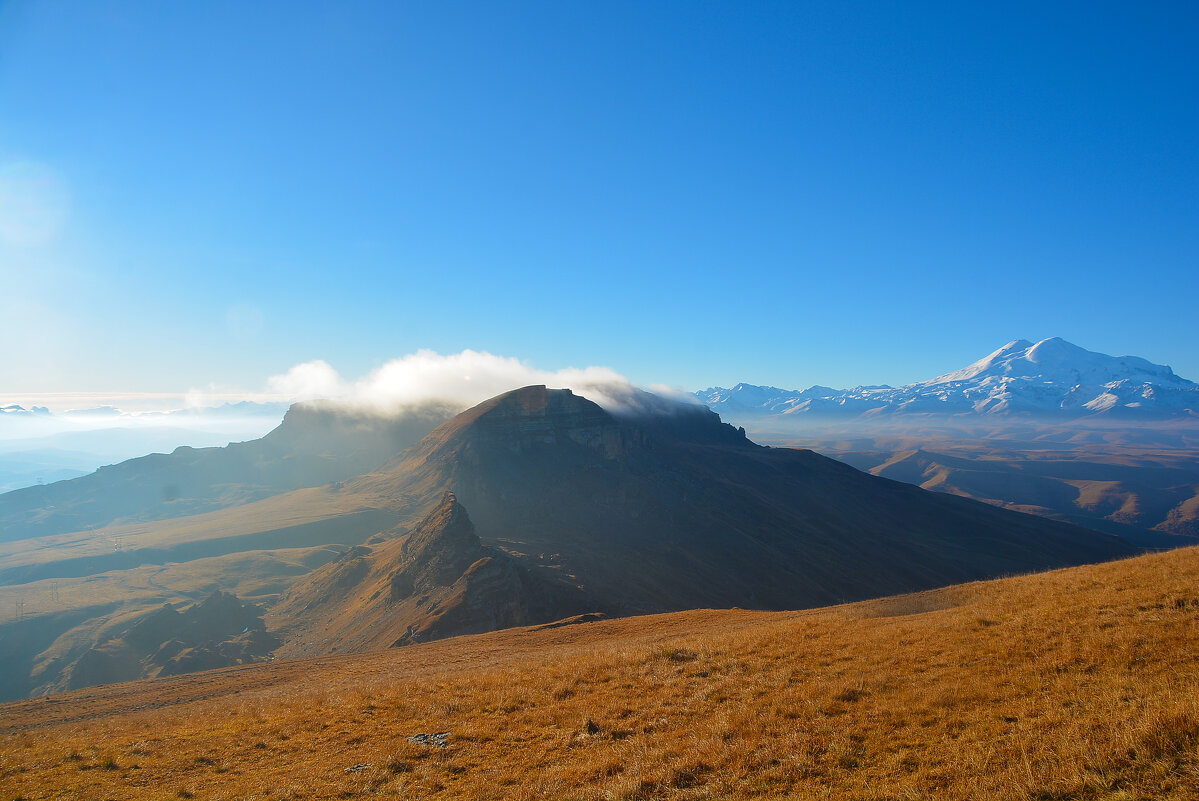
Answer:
[4, 547, 1199, 800]
[0, 486, 371, 573]
[0, 545, 341, 619]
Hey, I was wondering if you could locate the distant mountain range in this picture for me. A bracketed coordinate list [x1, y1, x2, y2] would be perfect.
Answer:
[0, 385, 1140, 698]
[696, 338, 1199, 421]
[0, 405, 51, 416]
[0, 401, 292, 493]
[262, 386, 1134, 660]
[0, 400, 290, 425]
[0, 400, 454, 542]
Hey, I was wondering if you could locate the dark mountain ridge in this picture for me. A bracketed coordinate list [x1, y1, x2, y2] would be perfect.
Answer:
[328, 386, 1137, 620]
[0, 400, 456, 542]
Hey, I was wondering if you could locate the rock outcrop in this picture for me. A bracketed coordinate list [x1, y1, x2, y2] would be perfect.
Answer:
[270, 491, 589, 656]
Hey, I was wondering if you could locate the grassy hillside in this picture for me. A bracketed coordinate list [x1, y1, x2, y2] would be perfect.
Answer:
[3, 546, 1198, 800]
[0, 544, 344, 700]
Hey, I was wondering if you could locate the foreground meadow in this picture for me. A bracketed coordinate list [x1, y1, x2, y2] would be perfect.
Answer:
[3, 546, 1198, 800]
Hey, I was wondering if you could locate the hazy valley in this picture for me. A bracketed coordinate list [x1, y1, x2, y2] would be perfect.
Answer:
[701, 338, 1199, 545]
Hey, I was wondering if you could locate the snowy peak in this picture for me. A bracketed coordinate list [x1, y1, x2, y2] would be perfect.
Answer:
[930, 339, 1035, 383]
[697, 338, 1198, 421]
[0, 404, 51, 416]
[926, 337, 1190, 389]
[697, 383, 795, 410]
[1026, 336, 1090, 365]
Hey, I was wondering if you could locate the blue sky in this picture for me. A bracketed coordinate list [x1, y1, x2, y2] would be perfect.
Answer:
[1, 1, 1196, 399]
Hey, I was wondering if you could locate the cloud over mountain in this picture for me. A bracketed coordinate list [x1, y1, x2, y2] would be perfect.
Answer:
[266, 349, 637, 412]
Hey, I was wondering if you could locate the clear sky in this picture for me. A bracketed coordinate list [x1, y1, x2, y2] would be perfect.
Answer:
[1, 0, 1196, 400]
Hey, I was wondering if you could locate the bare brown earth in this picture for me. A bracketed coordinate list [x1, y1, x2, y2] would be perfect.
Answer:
[3, 546, 1199, 800]
[760, 422, 1199, 542]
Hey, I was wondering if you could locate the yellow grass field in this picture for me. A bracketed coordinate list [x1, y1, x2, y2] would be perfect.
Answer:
[3, 546, 1199, 800]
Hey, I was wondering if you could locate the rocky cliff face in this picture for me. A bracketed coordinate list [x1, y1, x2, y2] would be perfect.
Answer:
[269, 491, 589, 656]
[387, 491, 492, 599]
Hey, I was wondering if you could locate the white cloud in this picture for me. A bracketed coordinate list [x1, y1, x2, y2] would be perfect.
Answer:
[2, 352, 699, 458]
[6, 350, 672, 429]
[267, 360, 348, 399]
[262, 349, 639, 412]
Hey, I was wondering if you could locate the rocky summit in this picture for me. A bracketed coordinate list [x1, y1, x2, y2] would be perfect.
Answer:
[270, 490, 588, 655]
[304, 385, 1138, 628]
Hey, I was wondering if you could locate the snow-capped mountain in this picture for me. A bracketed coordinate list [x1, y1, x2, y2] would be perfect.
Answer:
[0, 404, 51, 416]
[696, 338, 1199, 421]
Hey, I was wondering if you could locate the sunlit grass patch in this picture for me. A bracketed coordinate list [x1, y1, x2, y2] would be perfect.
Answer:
[2, 548, 1199, 799]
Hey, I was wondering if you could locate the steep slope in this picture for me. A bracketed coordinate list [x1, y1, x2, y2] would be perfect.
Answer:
[0, 400, 456, 542]
[269, 491, 588, 655]
[328, 385, 1136, 619]
[697, 337, 1199, 421]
